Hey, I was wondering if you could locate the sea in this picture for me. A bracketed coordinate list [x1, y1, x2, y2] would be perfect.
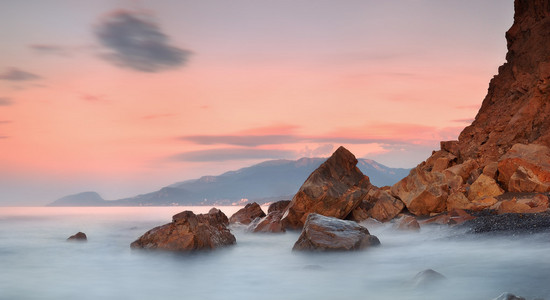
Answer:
[1, 206, 549, 300]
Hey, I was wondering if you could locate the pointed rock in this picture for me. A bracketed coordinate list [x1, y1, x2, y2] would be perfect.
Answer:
[229, 202, 266, 225]
[281, 146, 372, 230]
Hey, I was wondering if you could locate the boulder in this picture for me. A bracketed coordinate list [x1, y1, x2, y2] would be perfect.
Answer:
[267, 200, 291, 214]
[292, 213, 380, 251]
[495, 193, 549, 214]
[491, 293, 526, 300]
[282, 146, 372, 230]
[468, 174, 505, 201]
[409, 269, 446, 289]
[229, 202, 266, 225]
[498, 144, 550, 192]
[394, 215, 420, 231]
[131, 210, 236, 251]
[391, 161, 449, 216]
[348, 188, 404, 223]
[67, 232, 87, 241]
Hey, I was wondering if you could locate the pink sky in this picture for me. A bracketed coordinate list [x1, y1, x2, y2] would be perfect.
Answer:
[0, 1, 514, 205]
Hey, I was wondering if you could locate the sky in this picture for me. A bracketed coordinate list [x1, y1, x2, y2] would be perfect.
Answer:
[0, 0, 514, 205]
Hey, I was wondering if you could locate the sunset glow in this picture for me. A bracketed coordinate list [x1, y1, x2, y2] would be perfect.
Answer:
[0, 1, 513, 204]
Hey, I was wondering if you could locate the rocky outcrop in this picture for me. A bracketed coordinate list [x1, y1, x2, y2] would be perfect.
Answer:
[493, 193, 549, 214]
[67, 232, 87, 241]
[281, 146, 373, 230]
[292, 213, 380, 251]
[390, 0, 550, 216]
[498, 144, 550, 192]
[229, 202, 266, 225]
[130, 209, 236, 251]
[348, 188, 404, 222]
[267, 200, 291, 214]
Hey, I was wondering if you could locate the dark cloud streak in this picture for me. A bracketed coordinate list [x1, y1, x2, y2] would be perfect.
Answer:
[95, 10, 192, 72]
[0, 98, 14, 106]
[0, 68, 41, 81]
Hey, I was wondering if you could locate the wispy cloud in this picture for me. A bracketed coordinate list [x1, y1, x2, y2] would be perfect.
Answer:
[172, 148, 295, 162]
[81, 94, 109, 103]
[95, 10, 192, 72]
[0, 120, 12, 124]
[0, 68, 41, 81]
[0, 97, 14, 106]
[452, 118, 474, 124]
[29, 44, 71, 56]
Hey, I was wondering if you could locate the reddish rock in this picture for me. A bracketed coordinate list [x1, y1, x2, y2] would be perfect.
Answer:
[131, 210, 236, 251]
[292, 213, 380, 251]
[468, 174, 505, 201]
[495, 193, 549, 214]
[394, 215, 420, 231]
[350, 188, 404, 222]
[250, 211, 285, 233]
[67, 232, 87, 241]
[421, 209, 474, 226]
[497, 144, 550, 192]
[281, 146, 372, 230]
[229, 202, 266, 225]
[267, 200, 291, 214]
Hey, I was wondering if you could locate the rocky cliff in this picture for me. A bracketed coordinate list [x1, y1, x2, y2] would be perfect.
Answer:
[391, 0, 550, 216]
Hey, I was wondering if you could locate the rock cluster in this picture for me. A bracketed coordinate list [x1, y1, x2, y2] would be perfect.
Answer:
[130, 208, 236, 251]
[281, 146, 374, 230]
[388, 0, 550, 217]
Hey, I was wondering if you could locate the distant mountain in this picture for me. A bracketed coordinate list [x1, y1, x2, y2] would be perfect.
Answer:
[48, 157, 409, 206]
[48, 191, 107, 207]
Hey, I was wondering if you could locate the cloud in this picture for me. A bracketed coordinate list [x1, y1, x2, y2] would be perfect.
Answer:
[0, 136, 9, 139]
[172, 148, 296, 162]
[95, 10, 192, 72]
[298, 144, 334, 157]
[180, 134, 301, 147]
[142, 113, 177, 120]
[0, 97, 14, 106]
[0, 68, 41, 81]
[81, 94, 109, 103]
[0, 120, 12, 124]
[29, 44, 71, 56]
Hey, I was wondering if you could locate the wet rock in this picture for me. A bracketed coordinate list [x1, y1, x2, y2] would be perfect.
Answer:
[67, 232, 87, 241]
[394, 215, 420, 231]
[498, 144, 550, 193]
[131, 210, 236, 251]
[229, 202, 266, 225]
[250, 211, 285, 233]
[409, 269, 446, 288]
[292, 213, 380, 251]
[282, 146, 372, 230]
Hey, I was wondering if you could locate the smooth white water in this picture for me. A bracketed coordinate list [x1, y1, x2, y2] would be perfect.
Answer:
[1, 207, 549, 300]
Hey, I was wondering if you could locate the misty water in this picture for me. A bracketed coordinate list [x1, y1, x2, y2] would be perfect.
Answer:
[1, 207, 549, 300]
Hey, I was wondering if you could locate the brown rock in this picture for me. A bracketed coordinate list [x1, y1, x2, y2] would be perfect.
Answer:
[468, 174, 504, 201]
[131, 210, 236, 251]
[394, 215, 420, 231]
[391, 161, 448, 216]
[446, 192, 471, 211]
[496, 193, 549, 214]
[250, 211, 285, 233]
[229, 202, 266, 225]
[267, 200, 291, 214]
[348, 188, 404, 223]
[482, 162, 499, 179]
[67, 232, 87, 241]
[444, 159, 479, 183]
[498, 144, 550, 192]
[421, 209, 474, 226]
[292, 213, 380, 251]
[281, 146, 372, 230]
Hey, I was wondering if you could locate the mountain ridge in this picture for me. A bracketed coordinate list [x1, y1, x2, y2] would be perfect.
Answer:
[48, 157, 409, 207]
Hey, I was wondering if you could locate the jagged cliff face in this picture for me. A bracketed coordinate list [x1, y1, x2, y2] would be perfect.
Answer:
[391, 0, 550, 216]
[454, 0, 550, 163]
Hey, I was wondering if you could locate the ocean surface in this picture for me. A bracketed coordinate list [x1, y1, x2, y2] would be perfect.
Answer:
[1, 206, 549, 300]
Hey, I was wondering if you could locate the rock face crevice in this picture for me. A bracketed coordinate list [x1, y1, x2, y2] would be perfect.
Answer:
[390, 0, 550, 216]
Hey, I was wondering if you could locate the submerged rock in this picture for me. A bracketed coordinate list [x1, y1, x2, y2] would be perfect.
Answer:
[248, 200, 290, 233]
[130, 209, 236, 251]
[394, 215, 420, 231]
[67, 232, 87, 241]
[491, 293, 526, 300]
[282, 146, 373, 230]
[292, 213, 380, 251]
[409, 269, 446, 288]
[229, 202, 266, 225]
